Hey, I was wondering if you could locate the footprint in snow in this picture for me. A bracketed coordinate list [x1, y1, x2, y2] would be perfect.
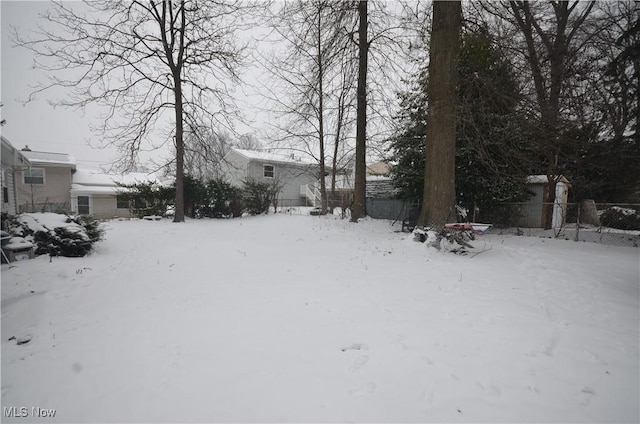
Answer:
[575, 386, 596, 405]
[341, 343, 368, 352]
[349, 382, 376, 397]
[349, 355, 369, 372]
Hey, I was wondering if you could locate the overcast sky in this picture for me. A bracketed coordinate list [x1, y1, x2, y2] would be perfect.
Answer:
[1, 1, 272, 171]
[1, 2, 119, 168]
[1, 1, 408, 172]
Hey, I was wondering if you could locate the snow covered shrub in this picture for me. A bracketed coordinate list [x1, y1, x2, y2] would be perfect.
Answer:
[243, 179, 272, 215]
[116, 181, 173, 218]
[599, 206, 640, 230]
[197, 179, 243, 218]
[7, 213, 103, 258]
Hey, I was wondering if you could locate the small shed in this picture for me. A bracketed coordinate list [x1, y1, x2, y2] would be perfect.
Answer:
[518, 175, 571, 228]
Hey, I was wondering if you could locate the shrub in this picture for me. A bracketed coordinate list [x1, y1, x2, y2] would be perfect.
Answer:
[197, 179, 243, 218]
[599, 206, 640, 230]
[243, 179, 272, 215]
[7, 213, 104, 258]
[116, 181, 173, 218]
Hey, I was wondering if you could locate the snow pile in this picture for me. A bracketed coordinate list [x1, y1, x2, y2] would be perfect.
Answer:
[1, 214, 638, 423]
[5, 237, 34, 250]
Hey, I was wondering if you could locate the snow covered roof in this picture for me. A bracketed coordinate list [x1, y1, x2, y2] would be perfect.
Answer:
[233, 148, 316, 166]
[71, 167, 168, 195]
[527, 175, 570, 184]
[21, 150, 76, 168]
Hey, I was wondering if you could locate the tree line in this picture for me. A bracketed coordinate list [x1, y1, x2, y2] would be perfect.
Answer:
[12, 0, 639, 227]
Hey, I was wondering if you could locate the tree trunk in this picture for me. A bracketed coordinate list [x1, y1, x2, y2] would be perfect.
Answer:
[351, 0, 368, 222]
[173, 73, 186, 223]
[419, 0, 462, 227]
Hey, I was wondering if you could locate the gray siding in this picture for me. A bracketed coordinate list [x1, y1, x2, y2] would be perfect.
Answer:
[223, 150, 318, 207]
[222, 150, 250, 186]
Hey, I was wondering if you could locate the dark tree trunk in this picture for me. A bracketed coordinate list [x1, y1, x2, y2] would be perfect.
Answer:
[351, 0, 368, 222]
[173, 73, 185, 222]
[172, 1, 186, 223]
[419, 0, 462, 227]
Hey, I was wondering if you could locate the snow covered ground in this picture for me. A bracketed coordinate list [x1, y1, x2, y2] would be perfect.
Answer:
[2, 213, 639, 423]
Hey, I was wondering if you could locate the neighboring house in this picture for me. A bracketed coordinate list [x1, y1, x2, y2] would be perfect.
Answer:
[1, 137, 31, 216]
[71, 167, 167, 220]
[517, 175, 571, 228]
[366, 161, 390, 177]
[16, 148, 76, 214]
[223, 148, 319, 207]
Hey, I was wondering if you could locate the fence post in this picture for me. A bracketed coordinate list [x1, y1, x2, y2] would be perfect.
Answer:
[574, 203, 581, 242]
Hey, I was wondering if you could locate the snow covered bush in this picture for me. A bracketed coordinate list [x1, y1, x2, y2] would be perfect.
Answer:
[599, 206, 640, 230]
[196, 179, 243, 218]
[116, 181, 173, 218]
[6, 213, 104, 258]
[243, 179, 272, 215]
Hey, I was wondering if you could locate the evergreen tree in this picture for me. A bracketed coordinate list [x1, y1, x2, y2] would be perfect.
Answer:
[389, 31, 532, 211]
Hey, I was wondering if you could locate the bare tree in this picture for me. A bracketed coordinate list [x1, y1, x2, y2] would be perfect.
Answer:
[261, 0, 357, 215]
[480, 1, 595, 228]
[350, 0, 369, 222]
[417, 1, 462, 227]
[13, 0, 253, 222]
[236, 133, 263, 151]
[350, 0, 412, 221]
[182, 128, 233, 181]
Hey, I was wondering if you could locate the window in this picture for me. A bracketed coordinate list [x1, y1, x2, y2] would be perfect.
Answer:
[263, 164, 274, 178]
[23, 168, 45, 185]
[116, 196, 130, 209]
[77, 196, 90, 215]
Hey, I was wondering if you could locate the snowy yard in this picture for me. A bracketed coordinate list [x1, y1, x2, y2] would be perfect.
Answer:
[2, 214, 639, 423]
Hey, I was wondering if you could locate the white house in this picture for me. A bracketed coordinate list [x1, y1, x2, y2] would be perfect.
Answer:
[222, 148, 319, 207]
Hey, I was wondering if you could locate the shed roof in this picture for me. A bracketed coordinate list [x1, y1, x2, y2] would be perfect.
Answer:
[526, 175, 570, 185]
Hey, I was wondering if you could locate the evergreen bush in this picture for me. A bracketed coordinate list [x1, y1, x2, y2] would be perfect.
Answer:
[243, 179, 272, 215]
[7, 213, 104, 258]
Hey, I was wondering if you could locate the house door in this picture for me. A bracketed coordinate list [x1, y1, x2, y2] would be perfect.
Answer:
[77, 196, 90, 215]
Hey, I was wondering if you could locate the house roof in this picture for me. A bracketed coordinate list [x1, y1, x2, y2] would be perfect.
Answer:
[366, 177, 398, 199]
[233, 148, 316, 166]
[527, 175, 570, 185]
[71, 167, 168, 195]
[366, 161, 390, 176]
[21, 150, 76, 169]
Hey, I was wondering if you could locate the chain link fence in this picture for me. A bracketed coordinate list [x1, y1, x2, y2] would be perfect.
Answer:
[470, 202, 640, 247]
